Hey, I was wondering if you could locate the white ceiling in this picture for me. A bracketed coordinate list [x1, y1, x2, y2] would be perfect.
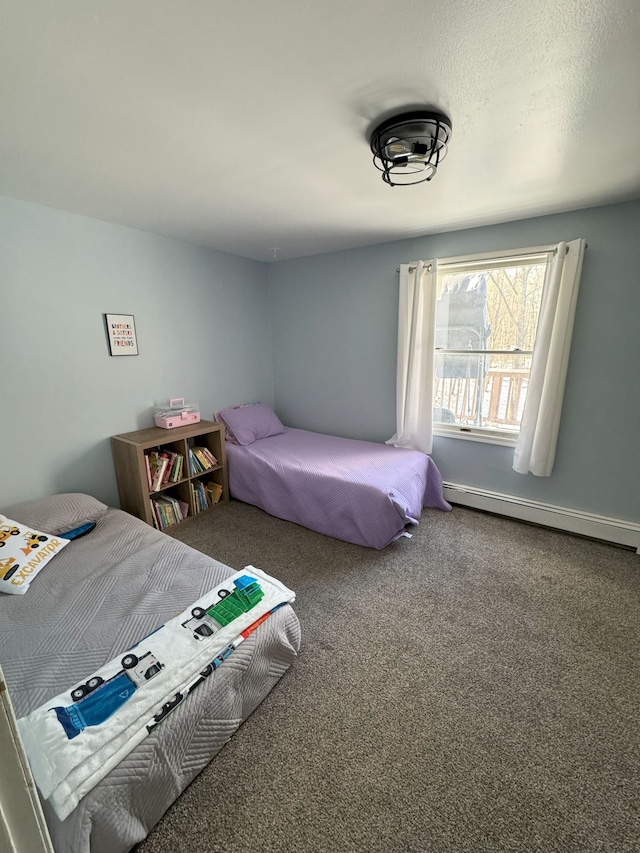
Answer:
[2, 1, 640, 262]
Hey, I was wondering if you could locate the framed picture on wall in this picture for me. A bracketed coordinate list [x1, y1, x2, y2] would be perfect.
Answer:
[104, 313, 139, 356]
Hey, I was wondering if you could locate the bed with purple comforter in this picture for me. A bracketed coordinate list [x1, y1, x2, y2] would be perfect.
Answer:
[225, 428, 451, 549]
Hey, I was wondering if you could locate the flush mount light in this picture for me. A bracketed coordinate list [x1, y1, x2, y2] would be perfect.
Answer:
[370, 109, 452, 186]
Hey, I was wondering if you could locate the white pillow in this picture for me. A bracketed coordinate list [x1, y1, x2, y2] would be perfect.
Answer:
[0, 515, 69, 595]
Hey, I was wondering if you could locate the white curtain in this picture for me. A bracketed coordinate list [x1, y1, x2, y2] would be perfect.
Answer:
[513, 238, 586, 476]
[386, 260, 438, 455]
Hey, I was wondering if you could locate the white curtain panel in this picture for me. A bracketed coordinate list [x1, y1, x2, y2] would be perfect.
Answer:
[513, 238, 586, 476]
[386, 259, 438, 455]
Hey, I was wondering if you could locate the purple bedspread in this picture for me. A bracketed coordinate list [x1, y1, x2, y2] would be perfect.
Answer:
[225, 428, 451, 549]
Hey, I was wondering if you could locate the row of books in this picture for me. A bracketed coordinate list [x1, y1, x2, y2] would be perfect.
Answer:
[145, 449, 185, 493]
[190, 480, 224, 513]
[150, 494, 189, 530]
[188, 446, 218, 475]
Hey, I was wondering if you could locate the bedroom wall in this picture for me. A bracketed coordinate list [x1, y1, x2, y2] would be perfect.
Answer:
[0, 195, 272, 508]
[267, 200, 640, 526]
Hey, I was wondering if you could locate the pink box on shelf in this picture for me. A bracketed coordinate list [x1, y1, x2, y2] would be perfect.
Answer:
[154, 398, 201, 429]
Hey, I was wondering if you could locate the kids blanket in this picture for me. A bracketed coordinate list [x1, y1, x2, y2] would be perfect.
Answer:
[17, 566, 295, 821]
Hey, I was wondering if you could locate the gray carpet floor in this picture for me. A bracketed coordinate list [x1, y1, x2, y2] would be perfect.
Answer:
[135, 500, 639, 853]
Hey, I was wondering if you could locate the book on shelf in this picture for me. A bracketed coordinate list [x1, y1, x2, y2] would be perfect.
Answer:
[197, 447, 217, 467]
[186, 479, 223, 514]
[147, 450, 161, 490]
[191, 480, 205, 513]
[151, 453, 170, 492]
[145, 449, 185, 492]
[160, 451, 177, 487]
[150, 494, 184, 530]
[188, 446, 217, 475]
[190, 479, 220, 513]
[169, 453, 184, 483]
[206, 482, 223, 505]
[150, 499, 161, 530]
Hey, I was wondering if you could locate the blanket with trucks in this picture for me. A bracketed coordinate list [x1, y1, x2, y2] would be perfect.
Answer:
[17, 566, 295, 820]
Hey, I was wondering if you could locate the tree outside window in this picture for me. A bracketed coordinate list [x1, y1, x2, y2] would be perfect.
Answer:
[433, 255, 547, 438]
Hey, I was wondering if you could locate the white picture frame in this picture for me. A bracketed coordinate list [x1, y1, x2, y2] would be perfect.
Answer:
[104, 314, 139, 356]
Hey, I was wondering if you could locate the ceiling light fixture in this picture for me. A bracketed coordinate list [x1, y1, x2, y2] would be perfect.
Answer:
[370, 109, 452, 187]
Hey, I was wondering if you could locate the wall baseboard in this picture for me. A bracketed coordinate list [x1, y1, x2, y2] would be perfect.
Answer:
[442, 482, 640, 553]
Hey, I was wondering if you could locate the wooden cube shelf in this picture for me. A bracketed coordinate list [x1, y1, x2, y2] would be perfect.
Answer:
[111, 420, 229, 529]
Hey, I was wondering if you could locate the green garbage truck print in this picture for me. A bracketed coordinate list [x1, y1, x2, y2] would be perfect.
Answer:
[52, 576, 265, 740]
[181, 575, 264, 640]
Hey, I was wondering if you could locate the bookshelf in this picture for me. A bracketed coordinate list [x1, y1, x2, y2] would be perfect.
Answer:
[111, 420, 229, 530]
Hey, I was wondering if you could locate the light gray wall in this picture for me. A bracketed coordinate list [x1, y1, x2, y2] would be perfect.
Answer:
[268, 200, 640, 524]
[2, 195, 638, 524]
[0, 196, 272, 508]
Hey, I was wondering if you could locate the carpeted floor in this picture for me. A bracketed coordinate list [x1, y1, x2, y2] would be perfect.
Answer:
[135, 500, 640, 853]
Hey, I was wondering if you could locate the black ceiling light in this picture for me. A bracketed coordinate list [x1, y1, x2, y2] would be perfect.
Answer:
[370, 109, 452, 186]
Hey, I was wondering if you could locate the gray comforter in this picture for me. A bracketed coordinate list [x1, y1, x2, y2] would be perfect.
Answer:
[0, 494, 301, 853]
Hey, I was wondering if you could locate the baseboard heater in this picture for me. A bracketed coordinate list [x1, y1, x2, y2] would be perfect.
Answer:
[442, 482, 640, 554]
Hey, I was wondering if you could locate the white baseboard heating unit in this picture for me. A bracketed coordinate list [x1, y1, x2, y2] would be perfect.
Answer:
[443, 483, 640, 554]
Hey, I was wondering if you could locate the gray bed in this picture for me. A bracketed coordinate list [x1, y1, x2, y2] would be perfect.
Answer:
[0, 493, 301, 853]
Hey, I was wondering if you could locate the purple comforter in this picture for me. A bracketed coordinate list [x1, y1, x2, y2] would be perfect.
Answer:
[225, 428, 451, 549]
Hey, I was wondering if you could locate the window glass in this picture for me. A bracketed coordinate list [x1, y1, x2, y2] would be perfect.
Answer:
[433, 258, 546, 437]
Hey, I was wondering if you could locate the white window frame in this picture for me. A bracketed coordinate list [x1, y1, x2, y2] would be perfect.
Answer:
[431, 244, 556, 446]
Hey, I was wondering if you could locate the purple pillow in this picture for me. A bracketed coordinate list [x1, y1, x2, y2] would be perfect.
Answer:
[217, 403, 287, 446]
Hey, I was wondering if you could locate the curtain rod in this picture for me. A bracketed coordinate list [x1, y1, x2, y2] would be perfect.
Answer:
[396, 242, 587, 273]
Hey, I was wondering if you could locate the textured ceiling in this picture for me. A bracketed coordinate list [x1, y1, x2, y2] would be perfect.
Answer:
[1, 0, 639, 261]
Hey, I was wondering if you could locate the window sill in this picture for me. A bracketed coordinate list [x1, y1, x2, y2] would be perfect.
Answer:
[433, 427, 518, 447]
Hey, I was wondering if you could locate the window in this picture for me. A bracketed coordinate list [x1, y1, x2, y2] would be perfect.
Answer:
[388, 239, 585, 474]
[432, 249, 549, 443]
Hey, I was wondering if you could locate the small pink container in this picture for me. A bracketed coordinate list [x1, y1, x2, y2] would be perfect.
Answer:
[154, 399, 201, 429]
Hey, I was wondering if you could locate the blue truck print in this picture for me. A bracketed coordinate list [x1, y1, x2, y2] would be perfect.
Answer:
[53, 576, 266, 739]
[52, 651, 164, 739]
